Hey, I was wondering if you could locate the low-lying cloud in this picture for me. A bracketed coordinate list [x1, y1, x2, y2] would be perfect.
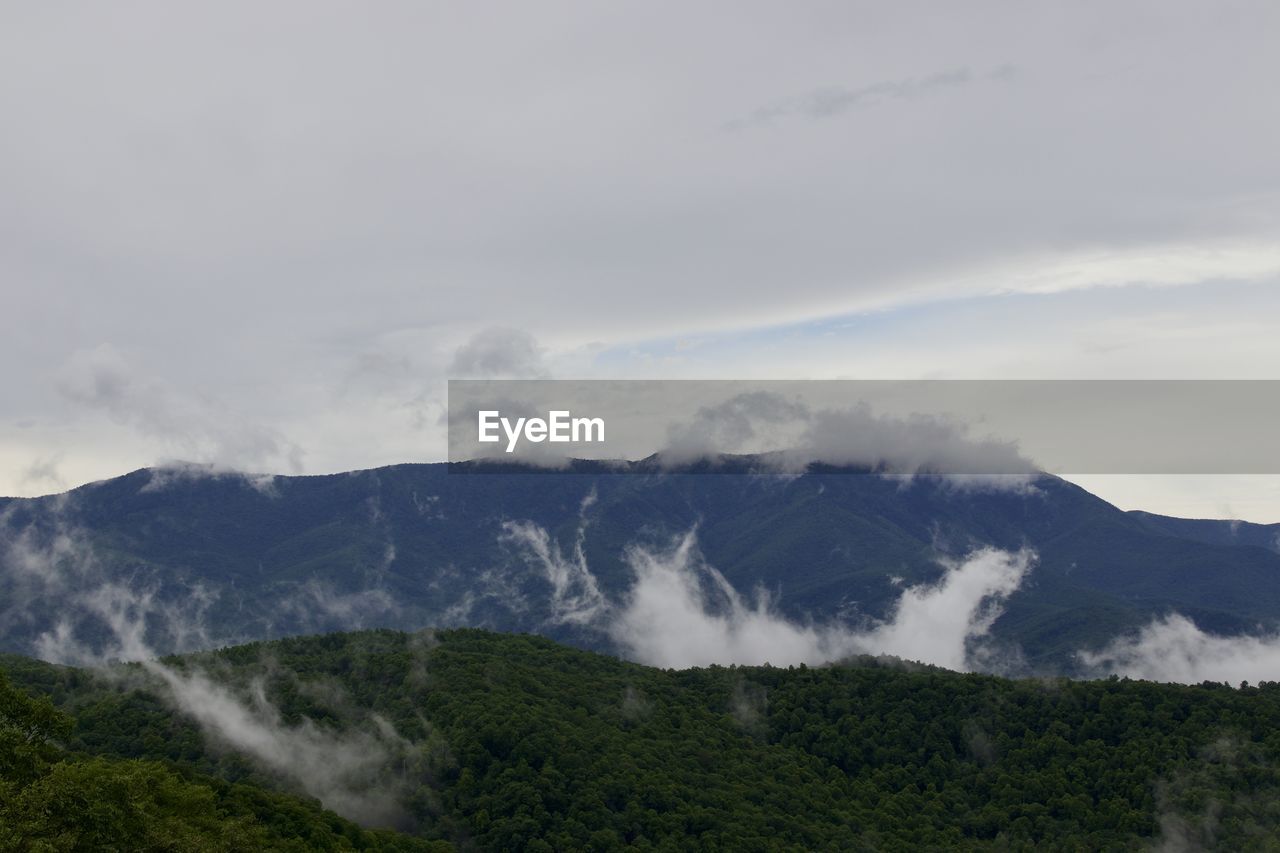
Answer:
[0, 503, 219, 666]
[509, 515, 1280, 684]
[145, 662, 418, 829]
[57, 343, 303, 477]
[20, 562, 425, 828]
[34, 582, 216, 665]
[1, 500, 425, 828]
[661, 392, 1036, 487]
[501, 516, 607, 626]
[510, 517, 1034, 670]
[1079, 614, 1280, 685]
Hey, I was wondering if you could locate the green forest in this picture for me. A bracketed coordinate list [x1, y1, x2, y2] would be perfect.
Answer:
[5, 628, 1280, 851]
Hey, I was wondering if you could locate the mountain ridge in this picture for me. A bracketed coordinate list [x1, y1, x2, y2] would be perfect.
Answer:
[2, 460, 1278, 672]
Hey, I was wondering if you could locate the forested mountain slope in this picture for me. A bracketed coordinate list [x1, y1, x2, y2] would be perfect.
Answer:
[5, 628, 1280, 850]
[3, 461, 1279, 670]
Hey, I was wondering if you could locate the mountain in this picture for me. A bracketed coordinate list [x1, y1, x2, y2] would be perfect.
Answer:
[5, 628, 1280, 849]
[2, 461, 1279, 672]
[1129, 509, 1280, 554]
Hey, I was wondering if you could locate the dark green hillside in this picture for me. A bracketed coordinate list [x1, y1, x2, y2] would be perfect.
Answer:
[0, 667, 450, 852]
[7, 629, 1280, 850]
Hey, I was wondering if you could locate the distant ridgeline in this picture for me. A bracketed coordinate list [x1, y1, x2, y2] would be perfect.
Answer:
[1, 460, 1279, 672]
[5, 629, 1280, 849]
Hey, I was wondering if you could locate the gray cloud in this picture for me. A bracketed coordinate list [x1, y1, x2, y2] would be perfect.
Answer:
[1, 2, 1278, 501]
[729, 65, 1016, 127]
[18, 455, 64, 490]
[449, 327, 549, 379]
[665, 391, 810, 456]
[663, 391, 1035, 484]
[56, 343, 303, 476]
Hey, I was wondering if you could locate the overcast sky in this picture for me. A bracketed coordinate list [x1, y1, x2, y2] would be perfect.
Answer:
[2, 2, 1278, 519]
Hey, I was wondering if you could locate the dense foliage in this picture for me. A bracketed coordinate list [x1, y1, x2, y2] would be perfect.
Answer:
[7, 629, 1280, 849]
[0, 668, 449, 852]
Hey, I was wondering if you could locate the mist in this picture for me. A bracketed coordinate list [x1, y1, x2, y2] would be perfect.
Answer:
[0, 502, 218, 666]
[144, 661, 418, 829]
[1079, 614, 1280, 685]
[0, 501, 427, 829]
[509, 518, 1035, 671]
[661, 393, 1036, 486]
[501, 519, 607, 626]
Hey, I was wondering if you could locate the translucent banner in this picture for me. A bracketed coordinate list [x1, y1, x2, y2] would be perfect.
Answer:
[447, 380, 1280, 474]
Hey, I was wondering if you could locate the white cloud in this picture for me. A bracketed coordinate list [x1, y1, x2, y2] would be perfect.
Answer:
[609, 532, 1032, 669]
[501, 518, 607, 626]
[507, 516, 1034, 670]
[145, 662, 418, 829]
[1079, 614, 1280, 685]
